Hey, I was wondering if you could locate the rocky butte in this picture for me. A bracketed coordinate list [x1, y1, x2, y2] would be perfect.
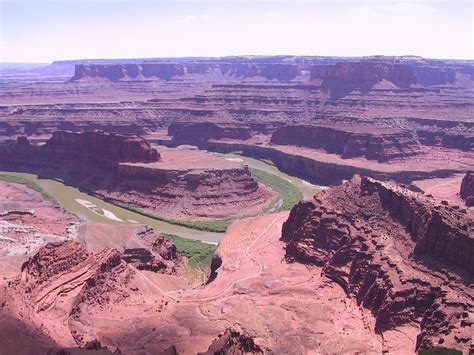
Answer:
[282, 176, 473, 353]
[460, 173, 474, 207]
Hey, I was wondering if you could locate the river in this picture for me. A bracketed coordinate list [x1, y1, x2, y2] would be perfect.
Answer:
[1, 160, 323, 244]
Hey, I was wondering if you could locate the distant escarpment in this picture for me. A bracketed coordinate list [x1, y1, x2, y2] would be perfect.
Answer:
[281, 176, 473, 353]
[0, 131, 273, 220]
[72, 62, 302, 82]
[4, 241, 134, 347]
[310, 60, 459, 98]
[460, 173, 474, 207]
[270, 125, 422, 162]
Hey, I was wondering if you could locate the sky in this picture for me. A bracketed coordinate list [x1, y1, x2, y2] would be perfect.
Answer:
[0, 0, 472, 63]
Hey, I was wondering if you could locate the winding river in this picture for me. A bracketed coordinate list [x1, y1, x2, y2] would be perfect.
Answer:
[1, 159, 322, 244]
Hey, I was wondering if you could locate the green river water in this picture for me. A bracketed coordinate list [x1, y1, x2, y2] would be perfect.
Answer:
[0, 154, 323, 244]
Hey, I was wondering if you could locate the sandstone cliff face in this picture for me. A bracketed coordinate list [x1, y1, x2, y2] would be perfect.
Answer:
[169, 122, 252, 145]
[310, 61, 460, 98]
[281, 176, 473, 352]
[45, 130, 160, 164]
[5, 241, 134, 347]
[72, 62, 302, 82]
[318, 62, 417, 98]
[270, 125, 422, 162]
[460, 173, 474, 206]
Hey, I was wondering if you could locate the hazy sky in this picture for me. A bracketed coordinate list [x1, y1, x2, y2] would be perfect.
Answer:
[1, 0, 472, 63]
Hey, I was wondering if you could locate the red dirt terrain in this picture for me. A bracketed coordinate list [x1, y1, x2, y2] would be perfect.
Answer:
[0, 180, 80, 279]
[282, 176, 473, 353]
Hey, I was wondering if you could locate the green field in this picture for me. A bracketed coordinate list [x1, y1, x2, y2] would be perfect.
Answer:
[110, 202, 232, 233]
[0, 174, 56, 203]
[162, 233, 217, 268]
[250, 168, 303, 211]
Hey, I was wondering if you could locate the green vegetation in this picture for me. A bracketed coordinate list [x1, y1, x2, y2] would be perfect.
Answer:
[163, 233, 217, 268]
[110, 201, 232, 233]
[419, 348, 462, 355]
[250, 168, 302, 211]
[110, 167, 303, 232]
[0, 174, 56, 203]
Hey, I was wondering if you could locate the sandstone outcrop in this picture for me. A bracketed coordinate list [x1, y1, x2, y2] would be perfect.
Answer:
[168, 121, 252, 145]
[2, 241, 133, 347]
[122, 229, 182, 273]
[460, 172, 474, 206]
[311, 60, 459, 98]
[270, 124, 422, 162]
[281, 176, 473, 353]
[199, 328, 264, 355]
[72, 62, 302, 82]
[45, 130, 160, 164]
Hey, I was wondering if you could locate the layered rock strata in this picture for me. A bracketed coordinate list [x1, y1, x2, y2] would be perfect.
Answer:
[0, 131, 273, 220]
[72, 62, 302, 82]
[281, 176, 473, 353]
[270, 124, 422, 162]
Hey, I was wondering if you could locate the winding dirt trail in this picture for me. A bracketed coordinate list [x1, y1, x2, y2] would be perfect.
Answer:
[131, 214, 286, 303]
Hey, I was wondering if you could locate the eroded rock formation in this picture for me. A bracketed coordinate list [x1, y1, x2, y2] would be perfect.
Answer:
[122, 228, 182, 273]
[72, 62, 302, 82]
[270, 124, 422, 162]
[281, 176, 473, 353]
[2, 241, 133, 348]
[199, 328, 264, 355]
[169, 122, 252, 145]
[460, 173, 474, 207]
[0, 131, 273, 220]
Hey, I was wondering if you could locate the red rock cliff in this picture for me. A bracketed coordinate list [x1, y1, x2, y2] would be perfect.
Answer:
[45, 130, 160, 164]
[72, 62, 301, 82]
[270, 125, 422, 162]
[168, 122, 252, 145]
[281, 176, 473, 352]
[460, 172, 474, 207]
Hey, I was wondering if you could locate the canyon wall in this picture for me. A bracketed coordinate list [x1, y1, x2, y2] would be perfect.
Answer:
[311, 61, 457, 86]
[281, 176, 473, 352]
[460, 173, 474, 207]
[168, 122, 252, 145]
[45, 130, 160, 164]
[270, 125, 422, 162]
[72, 62, 303, 82]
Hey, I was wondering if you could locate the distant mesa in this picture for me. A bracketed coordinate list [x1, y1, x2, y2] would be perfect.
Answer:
[71, 62, 303, 82]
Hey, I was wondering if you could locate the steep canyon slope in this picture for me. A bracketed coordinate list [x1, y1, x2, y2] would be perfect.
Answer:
[282, 176, 473, 353]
